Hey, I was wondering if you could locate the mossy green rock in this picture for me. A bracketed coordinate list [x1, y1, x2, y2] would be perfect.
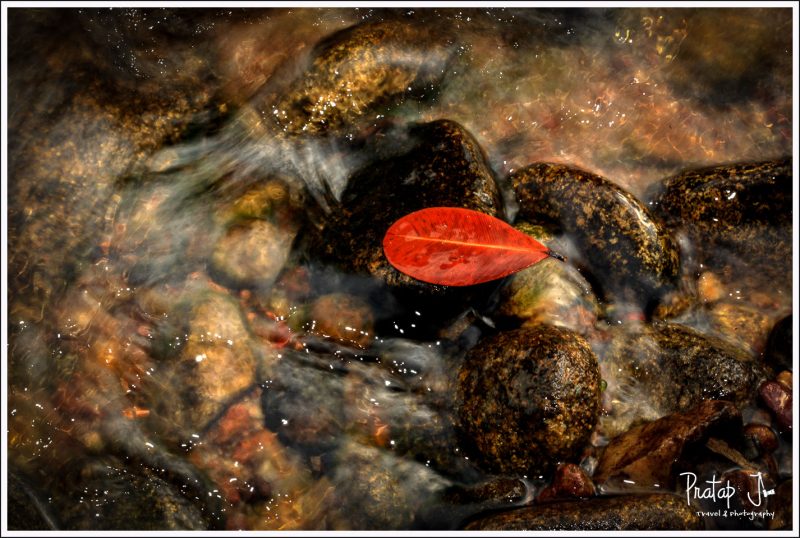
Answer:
[511, 163, 680, 314]
[456, 325, 600, 475]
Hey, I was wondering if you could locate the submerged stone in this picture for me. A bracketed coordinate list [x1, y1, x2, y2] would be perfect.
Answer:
[150, 292, 258, 442]
[268, 20, 456, 136]
[650, 159, 791, 230]
[511, 163, 680, 316]
[329, 441, 451, 530]
[765, 315, 792, 373]
[307, 293, 375, 348]
[456, 325, 601, 475]
[210, 219, 295, 291]
[706, 300, 776, 358]
[463, 493, 704, 530]
[260, 351, 346, 457]
[599, 322, 766, 439]
[53, 459, 210, 530]
[494, 253, 600, 336]
[536, 463, 596, 502]
[648, 159, 791, 303]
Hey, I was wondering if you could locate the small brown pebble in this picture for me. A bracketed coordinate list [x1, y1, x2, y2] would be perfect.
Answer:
[721, 469, 777, 513]
[758, 381, 792, 432]
[697, 271, 724, 302]
[776, 370, 792, 391]
[743, 423, 779, 455]
[537, 463, 595, 502]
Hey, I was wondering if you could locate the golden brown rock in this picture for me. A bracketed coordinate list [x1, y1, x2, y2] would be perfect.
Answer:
[457, 325, 600, 475]
[512, 163, 680, 315]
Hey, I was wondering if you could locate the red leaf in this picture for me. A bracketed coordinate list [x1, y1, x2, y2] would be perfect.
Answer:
[382, 207, 555, 286]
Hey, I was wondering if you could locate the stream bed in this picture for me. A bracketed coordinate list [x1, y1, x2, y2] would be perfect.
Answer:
[6, 7, 794, 531]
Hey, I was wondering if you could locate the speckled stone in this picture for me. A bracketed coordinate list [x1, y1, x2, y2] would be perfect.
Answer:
[599, 322, 766, 439]
[329, 441, 451, 530]
[649, 159, 791, 231]
[456, 325, 600, 475]
[267, 20, 456, 136]
[463, 493, 704, 530]
[53, 459, 210, 530]
[149, 292, 258, 442]
[647, 159, 791, 301]
[511, 163, 680, 315]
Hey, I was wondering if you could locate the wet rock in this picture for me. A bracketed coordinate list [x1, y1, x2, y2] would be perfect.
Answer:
[511, 163, 680, 315]
[215, 177, 303, 223]
[464, 493, 704, 530]
[536, 463, 595, 502]
[765, 315, 792, 372]
[8, 468, 58, 530]
[495, 254, 600, 336]
[776, 370, 792, 391]
[456, 325, 601, 475]
[427, 477, 529, 529]
[151, 292, 259, 440]
[54, 459, 209, 530]
[742, 423, 779, 459]
[307, 293, 375, 347]
[648, 159, 791, 303]
[595, 400, 741, 491]
[308, 119, 504, 333]
[313, 119, 502, 281]
[210, 219, 295, 290]
[758, 380, 792, 432]
[721, 468, 778, 521]
[706, 301, 775, 358]
[697, 271, 726, 303]
[650, 159, 791, 231]
[329, 441, 451, 530]
[260, 350, 346, 457]
[268, 20, 456, 136]
[341, 361, 477, 482]
[599, 322, 765, 438]
[442, 477, 528, 506]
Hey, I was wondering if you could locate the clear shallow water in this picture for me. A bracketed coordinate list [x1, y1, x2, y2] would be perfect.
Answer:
[6, 7, 794, 531]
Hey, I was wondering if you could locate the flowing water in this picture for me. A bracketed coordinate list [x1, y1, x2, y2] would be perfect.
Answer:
[6, 7, 794, 531]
